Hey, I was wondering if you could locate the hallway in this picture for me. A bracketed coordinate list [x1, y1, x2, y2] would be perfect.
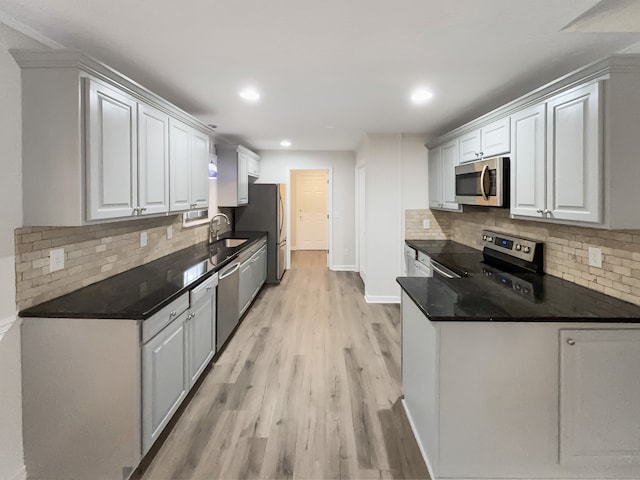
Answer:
[139, 251, 428, 479]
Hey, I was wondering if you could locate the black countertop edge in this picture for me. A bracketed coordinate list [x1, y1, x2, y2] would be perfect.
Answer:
[396, 277, 640, 323]
[19, 231, 268, 321]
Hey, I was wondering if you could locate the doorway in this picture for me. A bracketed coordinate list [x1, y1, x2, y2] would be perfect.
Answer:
[289, 169, 330, 267]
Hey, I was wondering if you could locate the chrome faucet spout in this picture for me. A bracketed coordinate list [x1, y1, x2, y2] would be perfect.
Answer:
[209, 213, 230, 243]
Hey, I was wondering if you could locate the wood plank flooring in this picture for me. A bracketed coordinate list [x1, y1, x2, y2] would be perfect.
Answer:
[138, 250, 429, 480]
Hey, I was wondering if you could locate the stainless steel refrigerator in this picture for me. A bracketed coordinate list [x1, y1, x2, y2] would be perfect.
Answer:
[235, 183, 286, 283]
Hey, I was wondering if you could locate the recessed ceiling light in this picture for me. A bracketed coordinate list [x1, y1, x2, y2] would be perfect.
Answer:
[280, 139, 292, 147]
[411, 88, 433, 104]
[239, 87, 260, 101]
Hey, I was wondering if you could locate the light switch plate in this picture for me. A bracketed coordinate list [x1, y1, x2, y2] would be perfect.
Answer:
[588, 246, 602, 268]
[140, 231, 148, 248]
[423, 219, 431, 229]
[166, 226, 173, 240]
[50, 248, 65, 272]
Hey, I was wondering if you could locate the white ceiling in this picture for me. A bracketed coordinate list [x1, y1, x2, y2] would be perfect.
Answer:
[1, 0, 640, 151]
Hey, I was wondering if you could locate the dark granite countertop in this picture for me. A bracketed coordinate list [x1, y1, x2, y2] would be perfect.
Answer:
[19, 231, 267, 320]
[400, 239, 640, 322]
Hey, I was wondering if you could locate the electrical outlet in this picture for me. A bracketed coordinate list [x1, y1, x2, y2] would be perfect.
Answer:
[166, 226, 173, 240]
[50, 248, 65, 272]
[423, 219, 431, 229]
[588, 246, 602, 268]
[140, 231, 148, 248]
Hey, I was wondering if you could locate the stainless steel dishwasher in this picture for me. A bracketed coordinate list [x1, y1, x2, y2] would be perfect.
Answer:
[216, 260, 240, 351]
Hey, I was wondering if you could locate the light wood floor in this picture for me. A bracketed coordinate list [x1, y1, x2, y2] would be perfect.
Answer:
[138, 250, 429, 480]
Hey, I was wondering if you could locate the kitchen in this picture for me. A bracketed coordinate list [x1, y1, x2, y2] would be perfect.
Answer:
[2, 1, 640, 480]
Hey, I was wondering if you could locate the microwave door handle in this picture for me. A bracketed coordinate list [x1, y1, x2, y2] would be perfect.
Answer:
[480, 165, 489, 201]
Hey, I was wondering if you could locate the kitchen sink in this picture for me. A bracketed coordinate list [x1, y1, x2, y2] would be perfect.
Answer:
[223, 238, 248, 248]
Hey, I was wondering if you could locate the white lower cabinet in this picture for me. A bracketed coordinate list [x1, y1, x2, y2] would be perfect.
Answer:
[401, 292, 640, 480]
[142, 309, 188, 454]
[560, 329, 640, 468]
[142, 274, 217, 454]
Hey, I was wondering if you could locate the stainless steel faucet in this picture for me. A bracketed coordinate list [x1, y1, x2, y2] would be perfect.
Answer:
[209, 213, 230, 243]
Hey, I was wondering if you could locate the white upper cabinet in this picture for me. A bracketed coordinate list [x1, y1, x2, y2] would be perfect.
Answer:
[190, 130, 210, 210]
[546, 83, 600, 223]
[559, 329, 640, 468]
[511, 83, 601, 223]
[429, 139, 461, 212]
[138, 103, 169, 216]
[247, 154, 261, 178]
[169, 119, 191, 212]
[13, 49, 215, 226]
[459, 118, 511, 163]
[217, 144, 260, 207]
[510, 103, 546, 217]
[85, 79, 138, 221]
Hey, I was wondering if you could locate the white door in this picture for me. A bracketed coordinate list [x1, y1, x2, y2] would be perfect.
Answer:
[85, 79, 138, 221]
[190, 130, 210, 209]
[138, 103, 169, 215]
[428, 147, 442, 209]
[441, 139, 460, 210]
[142, 313, 188, 454]
[169, 119, 191, 212]
[296, 171, 328, 250]
[510, 103, 546, 218]
[546, 82, 601, 223]
[559, 329, 640, 467]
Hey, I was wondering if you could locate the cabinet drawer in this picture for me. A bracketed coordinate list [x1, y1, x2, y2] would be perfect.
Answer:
[190, 273, 218, 305]
[142, 293, 189, 343]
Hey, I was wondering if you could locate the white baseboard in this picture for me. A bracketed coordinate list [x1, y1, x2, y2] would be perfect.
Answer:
[401, 398, 437, 480]
[9, 465, 27, 480]
[330, 265, 357, 272]
[364, 294, 401, 304]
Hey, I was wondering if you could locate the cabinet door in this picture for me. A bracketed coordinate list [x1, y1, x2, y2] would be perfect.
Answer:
[142, 312, 188, 454]
[258, 245, 267, 287]
[169, 119, 191, 212]
[459, 129, 482, 163]
[138, 103, 169, 215]
[511, 104, 546, 217]
[237, 152, 249, 205]
[190, 130, 210, 209]
[481, 117, 510, 157]
[247, 156, 260, 178]
[546, 82, 601, 223]
[187, 294, 214, 386]
[559, 329, 640, 467]
[239, 258, 253, 315]
[441, 139, 460, 210]
[85, 79, 138, 221]
[428, 147, 442, 209]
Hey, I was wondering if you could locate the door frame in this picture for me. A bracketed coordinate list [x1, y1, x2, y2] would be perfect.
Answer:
[355, 162, 366, 282]
[287, 167, 333, 269]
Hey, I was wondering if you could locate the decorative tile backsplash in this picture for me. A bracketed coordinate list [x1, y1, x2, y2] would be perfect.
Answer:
[15, 215, 210, 311]
[406, 207, 640, 306]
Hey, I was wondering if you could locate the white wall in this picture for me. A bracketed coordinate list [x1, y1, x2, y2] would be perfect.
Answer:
[356, 134, 429, 302]
[0, 20, 46, 480]
[257, 150, 356, 269]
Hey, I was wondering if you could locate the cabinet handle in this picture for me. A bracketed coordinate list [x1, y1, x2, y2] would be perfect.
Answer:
[169, 311, 177, 317]
[479, 151, 484, 158]
[191, 312, 196, 318]
[133, 207, 140, 215]
[206, 286, 212, 291]
[140, 207, 147, 212]
[566, 338, 575, 346]
[475, 152, 480, 158]
[536, 209, 544, 214]
[543, 209, 551, 215]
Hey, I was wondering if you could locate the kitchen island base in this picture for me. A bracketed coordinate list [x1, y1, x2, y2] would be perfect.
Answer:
[401, 291, 640, 480]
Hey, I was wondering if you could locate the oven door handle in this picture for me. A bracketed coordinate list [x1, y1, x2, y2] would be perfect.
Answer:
[431, 262, 461, 279]
[480, 164, 489, 201]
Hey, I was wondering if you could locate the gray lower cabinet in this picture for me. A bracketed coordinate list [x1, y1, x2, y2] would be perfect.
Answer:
[239, 254, 254, 315]
[188, 277, 216, 385]
[239, 240, 268, 316]
[142, 309, 189, 454]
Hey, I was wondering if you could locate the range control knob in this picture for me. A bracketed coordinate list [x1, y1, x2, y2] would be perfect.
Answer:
[515, 244, 522, 251]
[482, 235, 487, 241]
[523, 246, 531, 254]
[487, 236, 494, 242]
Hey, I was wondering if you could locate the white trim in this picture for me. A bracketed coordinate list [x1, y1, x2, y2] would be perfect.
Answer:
[364, 293, 401, 304]
[401, 398, 437, 480]
[287, 167, 333, 269]
[330, 265, 357, 272]
[0, 10, 64, 49]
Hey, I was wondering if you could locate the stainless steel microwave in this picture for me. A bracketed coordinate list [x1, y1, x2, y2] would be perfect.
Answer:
[454, 156, 509, 207]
